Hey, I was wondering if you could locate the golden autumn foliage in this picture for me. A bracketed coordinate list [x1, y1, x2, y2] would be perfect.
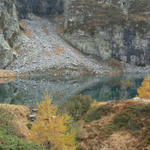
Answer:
[137, 76, 150, 99]
[90, 100, 100, 109]
[27, 93, 76, 150]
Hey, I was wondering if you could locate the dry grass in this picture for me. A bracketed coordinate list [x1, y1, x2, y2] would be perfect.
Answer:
[42, 25, 49, 35]
[78, 99, 150, 150]
[109, 71, 118, 76]
[0, 69, 16, 78]
[129, 14, 149, 22]
[0, 70, 24, 83]
[19, 21, 33, 40]
[121, 79, 133, 88]
[79, 114, 115, 150]
[0, 104, 30, 138]
[43, 50, 51, 57]
[53, 45, 65, 55]
[15, 49, 24, 55]
[49, 68, 66, 75]
[53, 91, 66, 99]
[101, 131, 137, 150]
[57, 25, 64, 34]
[109, 58, 123, 70]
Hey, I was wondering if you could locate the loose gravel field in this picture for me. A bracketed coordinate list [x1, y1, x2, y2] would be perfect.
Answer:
[7, 15, 111, 77]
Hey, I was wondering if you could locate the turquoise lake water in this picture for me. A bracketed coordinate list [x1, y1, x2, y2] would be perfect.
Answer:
[0, 73, 147, 106]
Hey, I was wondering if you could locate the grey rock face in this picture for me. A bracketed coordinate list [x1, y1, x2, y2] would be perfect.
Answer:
[15, 0, 64, 18]
[0, 34, 13, 68]
[60, 0, 150, 66]
[0, 0, 21, 68]
[62, 24, 150, 66]
[1, 0, 149, 71]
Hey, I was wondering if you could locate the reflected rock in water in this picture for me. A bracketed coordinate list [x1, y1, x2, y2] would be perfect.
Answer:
[0, 74, 146, 106]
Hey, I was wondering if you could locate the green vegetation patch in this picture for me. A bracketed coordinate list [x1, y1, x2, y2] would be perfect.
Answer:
[76, 146, 85, 150]
[84, 106, 110, 122]
[109, 104, 150, 132]
[0, 106, 18, 135]
[0, 127, 45, 150]
[60, 95, 92, 121]
[113, 111, 142, 132]
[102, 104, 150, 148]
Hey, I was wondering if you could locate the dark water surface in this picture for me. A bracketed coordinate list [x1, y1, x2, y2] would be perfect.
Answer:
[0, 74, 148, 106]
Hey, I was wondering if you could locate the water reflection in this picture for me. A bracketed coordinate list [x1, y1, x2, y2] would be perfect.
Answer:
[80, 75, 144, 101]
[0, 74, 147, 106]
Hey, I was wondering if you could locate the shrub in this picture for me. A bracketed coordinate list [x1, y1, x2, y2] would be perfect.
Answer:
[137, 76, 150, 99]
[113, 112, 130, 129]
[0, 105, 18, 135]
[76, 146, 85, 150]
[26, 123, 32, 129]
[84, 106, 109, 122]
[90, 100, 100, 109]
[28, 92, 76, 150]
[0, 127, 45, 150]
[128, 104, 150, 113]
[112, 105, 145, 132]
[61, 95, 92, 121]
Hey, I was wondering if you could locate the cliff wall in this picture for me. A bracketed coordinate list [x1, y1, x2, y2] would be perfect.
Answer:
[60, 0, 150, 66]
[0, 0, 21, 68]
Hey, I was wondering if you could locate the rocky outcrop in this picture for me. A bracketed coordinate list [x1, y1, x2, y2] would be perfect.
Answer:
[59, 0, 150, 66]
[15, 0, 64, 18]
[8, 16, 110, 76]
[0, 0, 21, 68]
[0, 34, 13, 68]
[1, 0, 149, 71]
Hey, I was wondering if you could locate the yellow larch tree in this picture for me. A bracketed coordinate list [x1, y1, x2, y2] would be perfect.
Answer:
[27, 92, 76, 150]
[137, 76, 150, 99]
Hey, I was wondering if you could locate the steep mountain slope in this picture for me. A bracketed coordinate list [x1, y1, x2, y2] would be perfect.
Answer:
[60, 0, 150, 66]
[1, 0, 150, 75]
[7, 15, 111, 76]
